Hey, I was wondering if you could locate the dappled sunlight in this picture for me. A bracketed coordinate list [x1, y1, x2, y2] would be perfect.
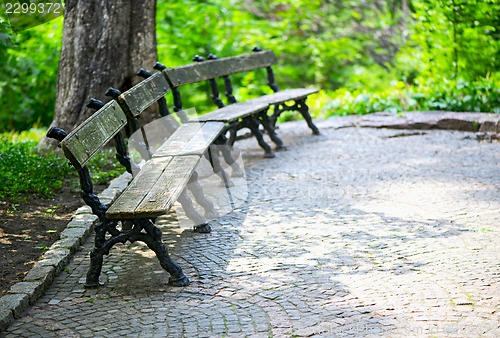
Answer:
[349, 179, 499, 227]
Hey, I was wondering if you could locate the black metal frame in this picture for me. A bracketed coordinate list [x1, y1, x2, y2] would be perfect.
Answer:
[251, 46, 320, 135]
[46, 126, 189, 288]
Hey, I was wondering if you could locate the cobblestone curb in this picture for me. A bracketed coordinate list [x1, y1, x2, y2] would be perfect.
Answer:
[0, 173, 132, 332]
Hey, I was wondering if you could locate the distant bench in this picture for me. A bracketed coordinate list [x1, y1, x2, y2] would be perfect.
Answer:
[153, 47, 320, 158]
[47, 72, 233, 288]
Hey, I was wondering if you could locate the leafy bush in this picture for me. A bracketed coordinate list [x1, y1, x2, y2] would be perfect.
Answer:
[0, 129, 70, 200]
[86, 149, 125, 186]
[0, 129, 125, 202]
[323, 74, 500, 117]
[0, 18, 62, 133]
[416, 76, 500, 113]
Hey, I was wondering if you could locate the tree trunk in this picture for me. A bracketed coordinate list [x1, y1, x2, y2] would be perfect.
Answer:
[39, 0, 157, 150]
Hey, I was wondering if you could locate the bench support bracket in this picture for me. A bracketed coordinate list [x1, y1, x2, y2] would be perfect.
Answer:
[271, 99, 320, 135]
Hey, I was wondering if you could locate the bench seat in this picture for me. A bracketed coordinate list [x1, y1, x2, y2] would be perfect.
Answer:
[189, 101, 269, 123]
[247, 88, 319, 106]
[153, 121, 225, 157]
[107, 155, 202, 219]
[108, 120, 226, 219]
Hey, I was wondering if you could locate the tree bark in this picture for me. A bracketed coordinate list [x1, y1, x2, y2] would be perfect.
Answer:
[39, 0, 157, 150]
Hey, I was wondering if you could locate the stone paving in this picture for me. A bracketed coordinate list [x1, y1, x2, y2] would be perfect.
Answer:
[1, 114, 499, 337]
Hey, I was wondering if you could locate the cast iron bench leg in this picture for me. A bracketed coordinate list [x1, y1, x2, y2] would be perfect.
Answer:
[258, 111, 286, 151]
[243, 116, 275, 158]
[188, 171, 218, 219]
[85, 222, 107, 288]
[214, 134, 245, 177]
[177, 187, 212, 233]
[207, 145, 234, 188]
[297, 99, 320, 135]
[139, 219, 190, 286]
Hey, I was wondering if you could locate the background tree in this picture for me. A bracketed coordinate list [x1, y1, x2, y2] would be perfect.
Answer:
[1, 0, 498, 136]
[38, 0, 157, 150]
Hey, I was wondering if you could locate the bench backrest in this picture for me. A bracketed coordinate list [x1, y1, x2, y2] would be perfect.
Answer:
[117, 72, 170, 117]
[59, 73, 171, 170]
[163, 50, 277, 88]
[60, 101, 127, 170]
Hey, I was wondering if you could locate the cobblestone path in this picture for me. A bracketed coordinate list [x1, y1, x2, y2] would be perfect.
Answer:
[2, 122, 499, 337]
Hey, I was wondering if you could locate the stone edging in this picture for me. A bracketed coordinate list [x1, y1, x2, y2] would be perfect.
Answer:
[321, 111, 500, 138]
[0, 173, 132, 332]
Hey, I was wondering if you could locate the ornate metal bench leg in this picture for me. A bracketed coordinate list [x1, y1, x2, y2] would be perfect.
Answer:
[208, 145, 236, 209]
[177, 188, 212, 233]
[270, 104, 281, 128]
[258, 111, 287, 151]
[297, 99, 320, 135]
[215, 134, 244, 177]
[139, 219, 190, 286]
[85, 250, 104, 288]
[243, 116, 275, 158]
[228, 127, 238, 147]
[208, 145, 235, 188]
[85, 221, 107, 288]
[188, 171, 219, 220]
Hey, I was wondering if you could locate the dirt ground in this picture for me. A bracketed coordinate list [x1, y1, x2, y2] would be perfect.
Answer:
[0, 181, 105, 297]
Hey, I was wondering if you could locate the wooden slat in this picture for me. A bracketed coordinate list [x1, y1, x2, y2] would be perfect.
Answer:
[133, 155, 201, 218]
[61, 101, 127, 170]
[154, 123, 203, 154]
[118, 72, 170, 117]
[153, 122, 224, 157]
[107, 156, 174, 218]
[164, 50, 278, 87]
[190, 101, 269, 123]
[106, 155, 201, 219]
[249, 88, 319, 105]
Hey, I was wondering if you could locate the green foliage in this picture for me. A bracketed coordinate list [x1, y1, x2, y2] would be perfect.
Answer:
[156, 0, 499, 117]
[86, 149, 125, 186]
[416, 75, 500, 113]
[0, 17, 62, 133]
[0, 0, 498, 135]
[0, 129, 69, 200]
[322, 74, 500, 117]
[410, 0, 500, 80]
[0, 21, 15, 48]
[0, 129, 125, 202]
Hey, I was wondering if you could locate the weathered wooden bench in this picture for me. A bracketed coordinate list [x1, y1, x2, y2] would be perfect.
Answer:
[46, 73, 229, 288]
[104, 71, 238, 219]
[153, 47, 320, 158]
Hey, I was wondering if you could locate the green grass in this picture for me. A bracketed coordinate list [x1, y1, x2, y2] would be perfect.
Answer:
[0, 128, 124, 202]
[0, 129, 70, 201]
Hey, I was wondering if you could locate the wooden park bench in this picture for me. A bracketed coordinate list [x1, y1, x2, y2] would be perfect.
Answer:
[46, 72, 231, 288]
[152, 47, 320, 158]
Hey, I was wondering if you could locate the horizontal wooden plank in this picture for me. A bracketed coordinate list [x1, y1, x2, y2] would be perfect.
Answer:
[248, 88, 319, 105]
[164, 50, 277, 87]
[133, 155, 201, 218]
[107, 156, 174, 219]
[106, 155, 202, 219]
[153, 122, 224, 157]
[190, 101, 269, 123]
[61, 101, 127, 169]
[118, 72, 170, 117]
